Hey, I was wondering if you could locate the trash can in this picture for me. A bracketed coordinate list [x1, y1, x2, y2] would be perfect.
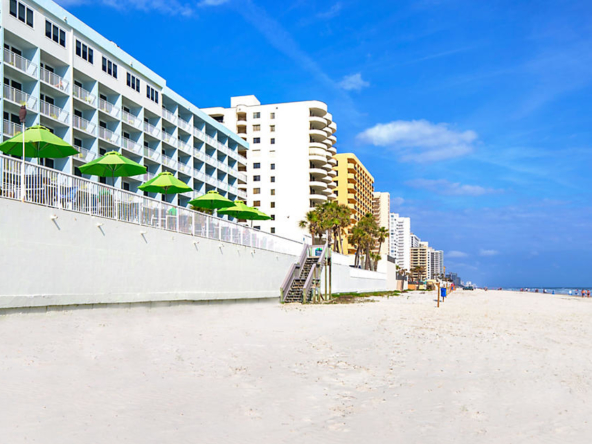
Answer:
[441, 287, 447, 298]
[314, 247, 323, 257]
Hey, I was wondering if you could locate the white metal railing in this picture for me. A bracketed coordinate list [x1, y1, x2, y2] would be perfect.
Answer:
[4, 48, 37, 77]
[0, 153, 302, 255]
[178, 140, 191, 153]
[193, 169, 206, 182]
[73, 115, 96, 135]
[73, 84, 96, 106]
[238, 172, 247, 183]
[205, 135, 217, 147]
[40, 100, 69, 124]
[178, 117, 191, 131]
[3, 119, 21, 138]
[40, 68, 69, 93]
[193, 128, 205, 140]
[122, 137, 142, 155]
[162, 154, 178, 169]
[205, 154, 217, 167]
[99, 99, 121, 118]
[162, 108, 177, 124]
[140, 172, 156, 182]
[143, 121, 161, 138]
[143, 147, 161, 162]
[237, 189, 247, 199]
[122, 110, 141, 129]
[178, 163, 191, 175]
[193, 148, 205, 162]
[162, 132, 177, 147]
[74, 147, 96, 163]
[3, 84, 38, 111]
[99, 127, 119, 144]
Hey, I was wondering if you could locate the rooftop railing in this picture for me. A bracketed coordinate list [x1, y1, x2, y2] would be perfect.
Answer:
[40, 68, 69, 93]
[0, 154, 301, 255]
[4, 48, 37, 77]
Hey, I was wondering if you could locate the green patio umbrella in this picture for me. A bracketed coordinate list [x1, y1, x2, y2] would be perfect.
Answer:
[79, 151, 146, 186]
[0, 125, 78, 158]
[188, 190, 234, 211]
[138, 171, 192, 197]
[251, 208, 272, 221]
[217, 200, 260, 221]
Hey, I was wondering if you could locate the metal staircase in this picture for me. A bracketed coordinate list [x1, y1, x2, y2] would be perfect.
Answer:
[280, 242, 329, 303]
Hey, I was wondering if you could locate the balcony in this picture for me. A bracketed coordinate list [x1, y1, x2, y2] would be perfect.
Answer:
[40, 100, 69, 124]
[193, 169, 206, 182]
[237, 189, 247, 200]
[143, 147, 161, 162]
[178, 140, 192, 154]
[99, 98, 121, 118]
[162, 154, 178, 169]
[310, 180, 327, 189]
[3, 84, 38, 111]
[309, 146, 327, 158]
[162, 132, 177, 147]
[40, 68, 69, 93]
[309, 115, 327, 127]
[309, 193, 328, 202]
[328, 158, 337, 166]
[309, 167, 328, 178]
[237, 172, 247, 183]
[236, 152, 247, 165]
[328, 135, 337, 145]
[74, 147, 96, 163]
[178, 117, 191, 132]
[4, 48, 37, 77]
[237, 126, 247, 136]
[73, 84, 96, 106]
[73, 115, 96, 135]
[122, 137, 142, 155]
[140, 172, 156, 182]
[327, 146, 337, 155]
[3, 119, 21, 137]
[162, 108, 177, 124]
[193, 127, 205, 140]
[205, 154, 217, 167]
[122, 110, 142, 129]
[327, 169, 337, 177]
[178, 163, 191, 175]
[98, 127, 120, 145]
[143, 121, 160, 138]
[193, 148, 205, 162]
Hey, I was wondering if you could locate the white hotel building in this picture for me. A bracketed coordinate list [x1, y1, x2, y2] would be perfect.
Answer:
[1, 0, 248, 205]
[389, 212, 411, 272]
[204, 95, 337, 241]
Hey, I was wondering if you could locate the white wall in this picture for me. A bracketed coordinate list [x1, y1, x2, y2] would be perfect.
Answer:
[0, 199, 390, 309]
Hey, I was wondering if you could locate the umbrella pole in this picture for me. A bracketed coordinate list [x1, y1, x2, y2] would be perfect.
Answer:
[21, 121, 26, 202]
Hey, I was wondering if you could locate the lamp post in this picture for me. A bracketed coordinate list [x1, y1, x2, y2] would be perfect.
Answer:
[19, 105, 27, 202]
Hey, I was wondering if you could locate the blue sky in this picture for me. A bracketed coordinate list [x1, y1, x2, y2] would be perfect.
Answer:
[57, 0, 592, 287]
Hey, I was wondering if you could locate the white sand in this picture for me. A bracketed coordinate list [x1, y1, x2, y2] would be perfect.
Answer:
[1, 290, 591, 443]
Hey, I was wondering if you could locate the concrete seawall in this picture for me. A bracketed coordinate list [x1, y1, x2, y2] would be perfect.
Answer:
[0, 199, 391, 309]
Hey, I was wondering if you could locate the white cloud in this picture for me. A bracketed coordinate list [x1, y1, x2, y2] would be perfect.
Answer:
[339, 73, 370, 91]
[56, 0, 194, 15]
[448, 250, 468, 258]
[406, 179, 499, 196]
[479, 249, 499, 257]
[316, 2, 343, 19]
[357, 119, 477, 162]
[391, 196, 405, 208]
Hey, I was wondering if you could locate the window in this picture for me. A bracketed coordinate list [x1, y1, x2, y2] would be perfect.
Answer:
[75, 40, 93, 63]
[270, 138, 275, 144]
[253, 188, 260, 195]
[253, 124, 260, 132]
[253, 138, 260, 144]
[270, 176, 275, 183]
[253, 175, 261, 182]
[146, 85, 159, 104]
[270, 202, 275, 208]
[270, 112, 275, 119]
[253, 162, 260, 169]
[127, 73, 140, 92]
[270, 163, 275, 170]
[271, 215, 275, 221]
[11, 1, 33, 28]
[270, 227, 276, 234]
[123, 182, 130, 191]
[45, 20, 66, 47]
[271, 189, 275, 196]
[270, 125, 275, 132]
[253, 200, 261, 207]
[253, 112, 260, 119]
[102, 56, 118, 78]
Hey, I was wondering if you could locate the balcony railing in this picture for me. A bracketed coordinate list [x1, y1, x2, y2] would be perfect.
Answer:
[4, 48, 37, 77]
[73, 115, 96, 135]
[193, 149, 205, 162]
[99, 99, 121, 118]
[140, 172, 156, 182]
[205, 154, 217, 167]
[99, 127, 119, 145]
[40, 100, 69, 124]
[237, 189, 247, 200]
[237, 152, 247, 165]
[143, 147, 161, 162]
[178, 140, 192, 153]
[3, 119, 21, 138]
[122, 137, 142, 155]
[193, 169, 206, 182]
[178, 163, 191, 175]
[177, 117, 191, 131]
[162, 154, 178, 169]
[193, 128, 205, 140]
[237, 172, 247, 183]
[73, 84, 96, 106]
[143, 121, 161, 138]
[74, 147, 96, 163]
[162, 132, 177, 147]
[162, 108, 177, 124]
[40, 68, 69, 93]
[3, 84, 38, 111]
[122, 110, 141, 129]
[0, 153, 303, 255]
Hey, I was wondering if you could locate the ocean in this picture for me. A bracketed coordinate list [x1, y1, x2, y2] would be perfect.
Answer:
[503, 287, 592, 295]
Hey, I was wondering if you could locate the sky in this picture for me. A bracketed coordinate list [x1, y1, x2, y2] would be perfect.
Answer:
[56, 0, 592, 287]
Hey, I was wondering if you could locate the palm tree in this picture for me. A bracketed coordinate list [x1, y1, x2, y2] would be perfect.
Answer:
[299, 210, 321, 244]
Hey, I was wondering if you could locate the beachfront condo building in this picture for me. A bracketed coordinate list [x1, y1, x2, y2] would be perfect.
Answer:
[430, 249, 444, 279]
[410, 241, 431, 282]
[1, 0, 247, 206]
[333, 153, 374, 255]
[389, 213, 411, 272]
[410, 233, 421, 248]
[373, 191, 390, 257]
[203, 95, 337, 241]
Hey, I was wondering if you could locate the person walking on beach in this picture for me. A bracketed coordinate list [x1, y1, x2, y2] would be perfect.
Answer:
[587, 290, 590, 298]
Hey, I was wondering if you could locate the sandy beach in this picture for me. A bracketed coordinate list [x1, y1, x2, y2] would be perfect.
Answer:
[1, 289, 591, 443]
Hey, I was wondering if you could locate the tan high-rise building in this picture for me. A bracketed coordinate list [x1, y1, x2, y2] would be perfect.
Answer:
[410, 241, 431, 282]
[333, 153, 374, 255]
[373, 192, 390, 257]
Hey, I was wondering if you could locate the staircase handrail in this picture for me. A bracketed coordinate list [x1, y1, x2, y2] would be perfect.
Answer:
[280, 243, 309, 303]
[301, 241, 328, 302]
